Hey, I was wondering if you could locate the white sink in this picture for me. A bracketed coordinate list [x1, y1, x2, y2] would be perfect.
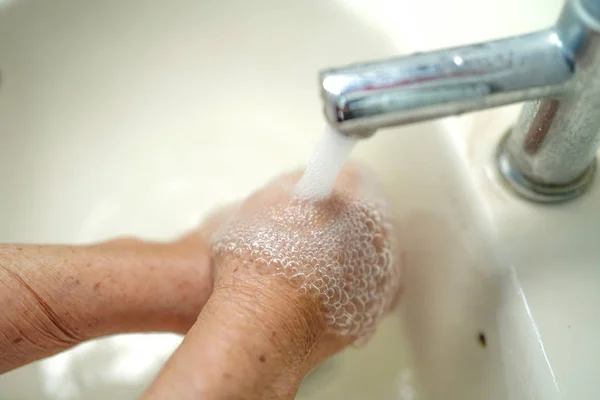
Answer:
[2, 0, 597, 399]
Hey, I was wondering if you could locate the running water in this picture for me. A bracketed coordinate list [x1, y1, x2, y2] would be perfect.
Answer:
[294, 124, 357, 199]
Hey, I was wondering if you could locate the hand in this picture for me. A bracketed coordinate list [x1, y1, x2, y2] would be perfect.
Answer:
[144, 163, 403, 400]
[212, 162, 402, 352]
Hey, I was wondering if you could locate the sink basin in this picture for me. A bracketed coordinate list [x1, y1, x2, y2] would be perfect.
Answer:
[1, 0, 596, 399]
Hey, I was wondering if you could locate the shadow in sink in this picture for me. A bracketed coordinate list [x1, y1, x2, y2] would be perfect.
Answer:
[296, 315, 416, 400]
[0, 364, 46, 400]
[0, 333, 181, 400]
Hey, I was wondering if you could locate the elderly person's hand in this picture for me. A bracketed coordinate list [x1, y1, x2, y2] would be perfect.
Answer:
[144, 163, 403, 400]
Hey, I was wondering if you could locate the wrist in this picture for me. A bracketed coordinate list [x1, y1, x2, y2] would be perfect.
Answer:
[216, 261, 330, 362]
[213, 283, 326, 357]
[144, 265, 330, 400]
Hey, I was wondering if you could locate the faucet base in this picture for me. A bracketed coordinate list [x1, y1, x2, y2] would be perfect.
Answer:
[497, 130, 597, 203]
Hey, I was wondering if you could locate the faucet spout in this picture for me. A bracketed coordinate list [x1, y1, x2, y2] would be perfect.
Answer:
[320, 30, 574, 138]
[320, 0, 600, 203]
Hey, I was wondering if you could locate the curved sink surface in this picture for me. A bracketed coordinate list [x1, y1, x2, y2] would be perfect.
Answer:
[1, 0, 596, 399]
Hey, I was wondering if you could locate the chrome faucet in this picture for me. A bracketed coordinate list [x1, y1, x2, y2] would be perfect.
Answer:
[319, 0, 600, 202]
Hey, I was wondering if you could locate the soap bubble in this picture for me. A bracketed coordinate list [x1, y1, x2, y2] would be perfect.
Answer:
[212, 185, 402, 342]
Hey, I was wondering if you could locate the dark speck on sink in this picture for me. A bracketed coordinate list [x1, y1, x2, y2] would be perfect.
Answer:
[478, 331, 487, 348]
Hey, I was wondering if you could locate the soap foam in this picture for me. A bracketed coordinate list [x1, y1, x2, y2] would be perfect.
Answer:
[295, 125, 357, 200]
[212, 190, 401, 341]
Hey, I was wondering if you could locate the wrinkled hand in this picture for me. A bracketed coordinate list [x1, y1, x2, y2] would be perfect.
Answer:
[144, 162, 404, 400]
[208, 162, 403, 371]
